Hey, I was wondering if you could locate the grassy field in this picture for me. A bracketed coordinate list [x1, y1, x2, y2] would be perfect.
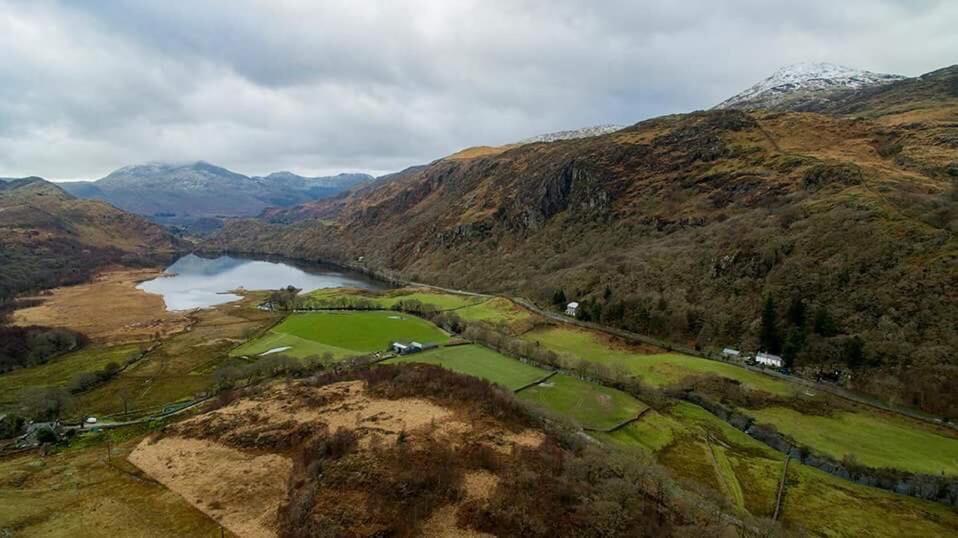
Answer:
[523, 325, 797, 395]
[598, 400, 958, 535]
[71, 297, 278, 418]
[386, 344, 549, 390]
[0, 424, 222, 537]
[0, 344, 143, 409]
[749, 407, 958, 476]
[306, 287, 484, 310]
[232, 310, 449, 360]
[518, 374, 647, 431]
[454, 297, 534, 325]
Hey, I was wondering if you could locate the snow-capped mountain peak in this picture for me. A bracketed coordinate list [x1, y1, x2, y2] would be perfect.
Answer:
[715, 62, 905, 110]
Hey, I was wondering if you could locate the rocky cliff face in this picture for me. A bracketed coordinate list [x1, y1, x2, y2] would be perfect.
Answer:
[208, 66, 958, 417]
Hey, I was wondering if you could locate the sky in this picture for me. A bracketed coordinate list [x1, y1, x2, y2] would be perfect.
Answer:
[0, 1, 955, 180]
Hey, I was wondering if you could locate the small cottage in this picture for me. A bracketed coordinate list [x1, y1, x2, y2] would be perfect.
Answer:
[565, 302, 580, 317]
[755, 351, 784, 368]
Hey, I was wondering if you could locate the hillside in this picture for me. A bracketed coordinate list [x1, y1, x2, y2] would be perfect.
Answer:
[0, 178, 184, 304]
[207, 65, 958, 417]
[61, 161, 373, 227]
[714, 62, 906, 111]
[127, 365, 755, 537]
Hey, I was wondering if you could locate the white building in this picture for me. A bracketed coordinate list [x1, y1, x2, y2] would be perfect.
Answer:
[755, 352, 784, 368]
[565, 302, 580, 317]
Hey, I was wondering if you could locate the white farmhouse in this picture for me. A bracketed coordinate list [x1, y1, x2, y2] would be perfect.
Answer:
[755, 352, 784, 368]
[565, 302, 580, 317]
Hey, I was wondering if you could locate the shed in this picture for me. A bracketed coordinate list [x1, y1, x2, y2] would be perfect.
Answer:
[721, 348, 741, 358]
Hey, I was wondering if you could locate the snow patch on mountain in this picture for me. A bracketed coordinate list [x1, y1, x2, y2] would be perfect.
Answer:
[518, 124, 624, 144]
[715, 62, 905, 110]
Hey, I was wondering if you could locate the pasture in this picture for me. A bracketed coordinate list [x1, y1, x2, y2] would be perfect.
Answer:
[232, 311, 450, 359]
[518, 374, 647, 431]
[454, 297, 534, 325]
[385, 344, 549, 390]
[305, 287, 484, 311]
[0, 344, 143, 409]
[748, 406, 958, 476]
[523, 325, 796, 396]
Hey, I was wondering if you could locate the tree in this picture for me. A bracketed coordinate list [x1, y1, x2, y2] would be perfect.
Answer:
[552, 289, 567, 306]
[782, 328, 805, 368]
[786, 294, 806, 328]
[19, 387, 73, 421]
[842, 336, 866, 369]
[813, 305, 839, 337]
[759, 296, 782, 354]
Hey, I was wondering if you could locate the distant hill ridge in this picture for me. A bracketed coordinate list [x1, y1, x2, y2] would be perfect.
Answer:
[60, 161, 374, 223]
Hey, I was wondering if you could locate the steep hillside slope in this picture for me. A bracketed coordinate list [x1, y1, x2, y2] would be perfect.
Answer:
[61, 162, 373, 223]
[715, 62, 905, 111]
[0, 178, 184, 303]
[208, 66, 958, 417]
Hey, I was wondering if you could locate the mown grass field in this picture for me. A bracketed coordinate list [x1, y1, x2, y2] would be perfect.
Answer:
[749, 406, 958, 476]
[386, 344, 549, 390]
[0, 344, 143, 409]
[518, 374, 647, 431]
[232, 310, 450, 359]
[523, 325, 796, 396]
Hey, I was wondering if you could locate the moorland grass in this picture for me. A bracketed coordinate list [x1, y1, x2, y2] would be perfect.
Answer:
[518, 373, 647, 431]
[0, 426, 221, 536]
[385, 344, 549, 390]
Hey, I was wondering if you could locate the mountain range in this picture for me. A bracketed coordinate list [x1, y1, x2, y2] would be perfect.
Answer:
[206, 63, 958, 418]
[60, 162, 373, 230]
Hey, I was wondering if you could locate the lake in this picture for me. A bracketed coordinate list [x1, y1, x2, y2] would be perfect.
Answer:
[138, 254, 381, 310]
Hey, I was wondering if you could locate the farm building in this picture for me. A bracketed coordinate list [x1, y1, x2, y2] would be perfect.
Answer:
[722, 348, 741, 358]
[391, 341, 438, 355]
[755, 352, 784, 368]
[565, 302, 579, 317]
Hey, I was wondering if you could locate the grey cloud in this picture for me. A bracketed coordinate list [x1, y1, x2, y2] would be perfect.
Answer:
[0, 0, 955, 179]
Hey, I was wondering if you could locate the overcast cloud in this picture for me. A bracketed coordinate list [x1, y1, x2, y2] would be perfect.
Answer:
[0, 0, 955, 179]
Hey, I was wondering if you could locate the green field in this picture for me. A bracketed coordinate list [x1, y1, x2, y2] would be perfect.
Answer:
[0, 344, 142, 408]
[455, 297, 534, 325]
[385, 344, 549, 390]
[306, 287, 484, 311]
[749, 407, 958, 476]
[518, 374, 647, 431]
[524, 326, 796, 396]
[232, 311, 450, 359]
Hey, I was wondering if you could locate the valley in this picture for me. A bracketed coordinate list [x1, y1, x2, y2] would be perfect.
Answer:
[1, 54, 956, 537]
